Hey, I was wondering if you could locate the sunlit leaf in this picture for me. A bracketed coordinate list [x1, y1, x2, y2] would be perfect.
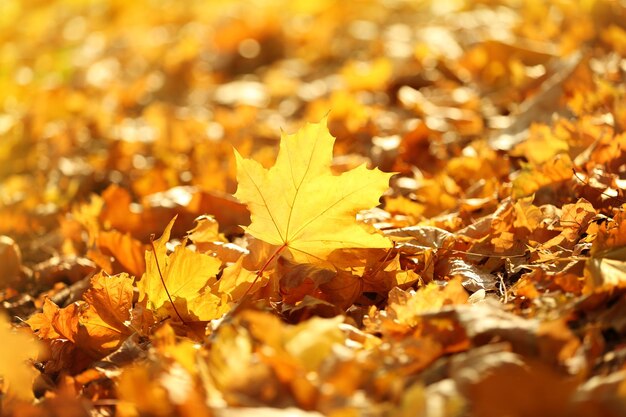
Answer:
[234, 117, 393, 264]
[137, 217, 227, 321]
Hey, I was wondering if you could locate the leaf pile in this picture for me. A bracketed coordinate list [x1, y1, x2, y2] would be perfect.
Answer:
[2, 0, 626, 416]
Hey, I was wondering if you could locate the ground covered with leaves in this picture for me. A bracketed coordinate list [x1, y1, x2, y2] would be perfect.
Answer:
[2, 0, 626, 415]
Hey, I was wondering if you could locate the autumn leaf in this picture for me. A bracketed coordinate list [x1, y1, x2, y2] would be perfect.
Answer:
[10, 0, 626, 414]
[28, 272, 134, 357]
[386, 277, 469, 327]
[77, 271, 134, 353]
[511, 154, 573, 199]
[234, 117, 393, 264]
[27, 298, 79, 342]
[585, 208, 626, 289]
[137, 217, 228, 322]
[96, 230, 147, 277]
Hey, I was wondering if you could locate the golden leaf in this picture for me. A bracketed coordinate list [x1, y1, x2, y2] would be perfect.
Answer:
[77, 271, 134, 353]
[138, 217, 227, 321]
[96, 230, 147, 277]
[387, 277, 469, 327]
[511, 154, 573, 199]
[27, 298, 79, 342]
[234, 117, 393, 264]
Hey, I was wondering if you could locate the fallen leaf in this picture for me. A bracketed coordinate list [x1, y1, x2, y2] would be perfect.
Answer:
[234, 118, 393, 264]
[443, 258, 498, 292]
[77, 271, 134, 353]
[96, 230, 148, 277]
[138, 217, 227, 321]
[27, 299, 79, 342]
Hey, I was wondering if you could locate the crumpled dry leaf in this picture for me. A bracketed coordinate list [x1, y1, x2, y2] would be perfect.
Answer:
[28, 271, 134, 357]
[77, 271, 134, 353]
[442, 258, 498, 292]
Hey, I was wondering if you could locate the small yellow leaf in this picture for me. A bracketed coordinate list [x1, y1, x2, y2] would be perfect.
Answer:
[138, 217, 226, 321]
[188, 215, 226, 245]
[388, 278, 468, 327]
[26, 298, 75, 341]
[511, 154, 573, 199]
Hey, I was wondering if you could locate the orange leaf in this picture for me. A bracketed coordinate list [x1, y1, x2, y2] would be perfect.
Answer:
[77, 271, 134, 353]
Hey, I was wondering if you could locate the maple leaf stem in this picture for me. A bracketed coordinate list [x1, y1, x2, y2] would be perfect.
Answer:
[363, 244, 396, 280]
[240, 242, 288, 301]
[150, 236, 187, 325]
[217, 243, 288, 327]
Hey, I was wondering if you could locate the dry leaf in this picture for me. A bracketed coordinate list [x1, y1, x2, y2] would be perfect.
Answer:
[77, 271, 134, 353]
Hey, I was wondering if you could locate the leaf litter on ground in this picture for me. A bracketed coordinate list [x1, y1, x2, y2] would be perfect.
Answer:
[2, 0, 626, 416]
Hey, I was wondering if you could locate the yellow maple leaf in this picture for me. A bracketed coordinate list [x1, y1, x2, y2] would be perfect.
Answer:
[137, 217, 227, 322]
[234, 117, 393, 264]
